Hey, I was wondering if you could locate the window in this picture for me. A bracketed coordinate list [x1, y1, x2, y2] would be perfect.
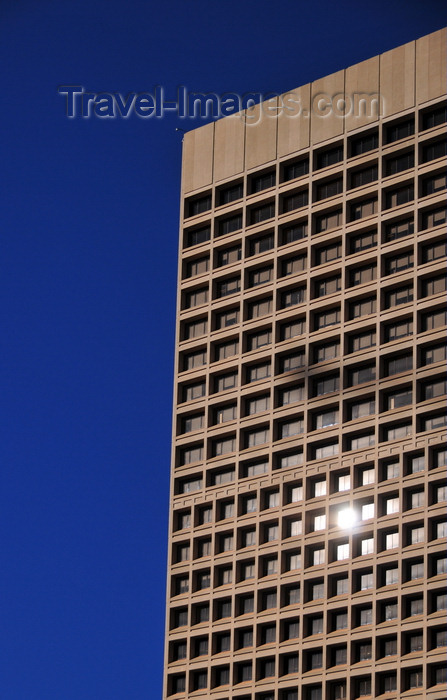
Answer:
[385, 150, 414, 175]
[384, 567, 398, 585]
[348, 364, 375, 386]
[356, 678, 371, 697]
[348, 432, 376, 450]
[215, 666, 230, 686]
[215, 340, 238, 361]
[421, 206, 447, 230]
[361, 503, 375, 520]
[349, 264, 376, 286]
[382, 637, 397, 656]
[216, 277, 240, 297]
[246, 362, 271, 383]
[185, 318, 207, 339]
[182, 413, 204, 433]
[210, 405, 237, 432]
[185, 226, 211, 247]
[315, 276, 341, 297]
[409, 597, 423, 616]
[315, 241, 342, 265]
[219, 181, 243, 204]
[198, 539, 211, 557]
[247, 297, 272, 319]
[313, 479, 327, 497]
[287, 552, 301, 571]
[239, 629, 253, 648]
[349, 230, 377, 253]
[216, 308, 239, 328]
[384, 216, 414, 241]
[242, 529, 256, 547]
[282, 189, 308, 211]
[248, 266, 272, 287]
[242, 562, 255, 580]
[422, 239, 447, 263]
[313, 514, 326, 531]
[279, 418, 304, 438]
[310, 615, 324, 634]
[280, 319, 305, 340]
[187, 194, 211, 217]
[281, 221, 308, 244]
[266, 525, 279, 542]
[350, 399, 375, 419]
[386, 118, 414, 143]
[349, 297, 376, 318]
[421, 344, 447, 365]
[422, 308, 447, 331]
[215, 372, 237, 392]
[281, 255, 306, 276]
[422, 275, 447, 297]
[180, 446, 203, 466]
[314, 374, 339, 396]
[337, 474, 351, 491]
[266, 491, 280, 509]
[197, 571, 210, 590]
[422, 138, 447, 162]
[183, 349, 206, 370]
[244, 460, 268, 477]
[283, 157, 309, 180]
[410, 491, 424, 509]
[335, 577, 349, 595]
[172, 675, 186, 693]
[359, 607, 372, 626]
[216, 245, 242, 267]
[408, 632, 423, 651]
[314, 442, 338, 459]
[361, 467, 375, 485]
[247, 395, 270, 415]
[385, 318, 413, 341]
[212, 437, 236, 457]
[242, 495, 257, 514]
[349, 331, 376, 352]
[315, 308, 340, 329]
[421, 103, 447, 130]
[358, 643, 372, 661]
[315, 409, 339, 429]
[289, 484, 303, 502]
[309, 650, 323, 669]
[247, 329, 271, 351]
[279, 385, 304, 405]
[385, 532, 399, 549]
[385, 354, 412, 376]
[251, 171, 275, 193]
[196, 604, 209, 622]
[316, 144, 343, 169]
[385, 285, 413, 307]
[250, 204, 275, 225]
[350, 198, 377, 220]
[279, 352, 305, 372]
[185, 256, 209, 278]
[218, 213, 242, 237]
[313, 548, 326, 565]
[281, 287, 306, 308]
[184, 287, 209, 309]
[314, 341, 339, 363]
[422, 172, 447, 196]
[334, 612, 348, 630]
[385, 252, 413, 274]
[216, 632, 231, 652]
[316, 178, 343, 200]
[423, 378, 447, 400]
[350, 131, 378, 155]
[337, 543, 349, 560]
[315, 209, 342, 232]
[194, 638, 209, 657]
[350, 165, 378, 188]
[221, 501, 234, 519]
[264, 556, 278, 576]
[238, 662, 252, 682]
[386, 388, 412, 410]
[361, 539, 374, 557]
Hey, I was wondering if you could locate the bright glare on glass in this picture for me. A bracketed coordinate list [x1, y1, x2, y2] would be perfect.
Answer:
[338, 508, 357, 529]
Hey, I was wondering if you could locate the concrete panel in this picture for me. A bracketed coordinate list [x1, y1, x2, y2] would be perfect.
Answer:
[213, 115, 245, 182]
[277, 84, 311, 157]
[416, 28, 447, 105]
[345, 55, 380, 131]
[182, 122, 214, 194]
[310, 69, 345, 145]
[244, 98, 278, 170]
[380, 41, 415, 116]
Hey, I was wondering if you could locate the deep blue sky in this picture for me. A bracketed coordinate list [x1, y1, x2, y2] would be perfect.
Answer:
[0, 1, 445, 698]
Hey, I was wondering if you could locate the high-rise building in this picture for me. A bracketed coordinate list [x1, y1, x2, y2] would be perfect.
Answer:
[163, 28, 447, 700]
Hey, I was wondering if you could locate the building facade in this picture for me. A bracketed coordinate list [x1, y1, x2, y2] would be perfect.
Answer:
[163, 28, 447, 700]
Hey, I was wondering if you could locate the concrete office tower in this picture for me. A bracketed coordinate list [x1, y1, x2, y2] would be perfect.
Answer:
[163, 28, 447, 700]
